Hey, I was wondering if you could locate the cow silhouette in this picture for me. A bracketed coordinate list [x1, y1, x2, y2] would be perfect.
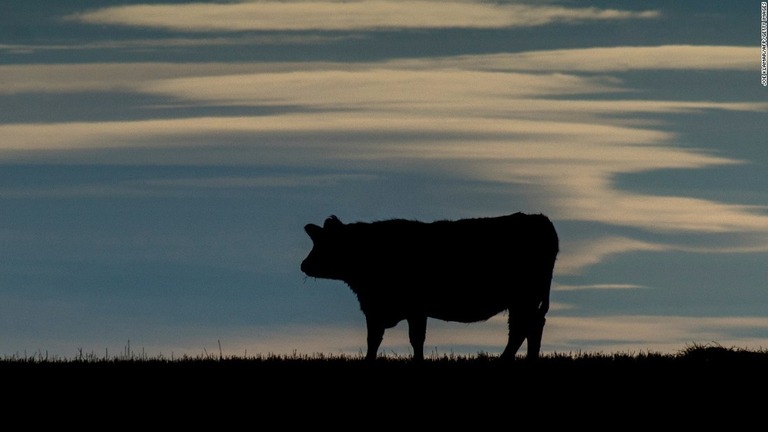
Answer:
[301, 212, 559, 362]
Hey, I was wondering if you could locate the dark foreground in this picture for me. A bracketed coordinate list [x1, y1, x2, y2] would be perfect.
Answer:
[4, 344, 766, 423]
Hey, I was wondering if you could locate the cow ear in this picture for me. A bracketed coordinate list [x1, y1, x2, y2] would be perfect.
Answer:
[305, 224, 322, 241]
[324, 215, 343, 229]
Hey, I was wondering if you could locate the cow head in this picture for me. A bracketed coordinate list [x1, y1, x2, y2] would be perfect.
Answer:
[301, 215, 347, 280]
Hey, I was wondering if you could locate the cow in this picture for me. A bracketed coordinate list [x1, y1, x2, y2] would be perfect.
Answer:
[300, 212, 559, 362]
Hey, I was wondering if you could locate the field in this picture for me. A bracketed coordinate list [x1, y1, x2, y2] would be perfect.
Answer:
[3, 343, 764, 424]
[4, 343, 766, 385]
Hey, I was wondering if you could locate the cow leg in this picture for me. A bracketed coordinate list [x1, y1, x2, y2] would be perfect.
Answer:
[527, 277, 551, 360]
[407, 315, 427, 362]
[500, 311, 527, 362]
[526, 314, 546, 360]
[365, 316, 385, 361]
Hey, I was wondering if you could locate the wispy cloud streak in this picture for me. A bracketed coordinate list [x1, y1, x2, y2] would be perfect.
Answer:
[4, 46, 767, 271]
[0, 35, 346, 54]
[69, 1, 659, 32]
[432, 45, 759, 72]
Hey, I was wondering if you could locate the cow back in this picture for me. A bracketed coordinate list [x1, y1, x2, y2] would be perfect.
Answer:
[340, 213, 558, 323]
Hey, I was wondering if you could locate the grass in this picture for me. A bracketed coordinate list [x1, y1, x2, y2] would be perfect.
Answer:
[4, 342, 765, 416]
[3, 341, 766, 370]
[6, 339, 768, 397]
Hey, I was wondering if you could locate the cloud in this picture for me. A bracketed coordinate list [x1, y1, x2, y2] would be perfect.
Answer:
[137, 69, 621, 112]
[4, 46, 761, 96]
[0, 174, 376, 199]
[556, 236, 669, 275]
[4, 67, 767, 241]
[0, 63, 270, 95]
[567, 194, 768, 234]
[435, 45, 759, 72]
[4, 50, 768, 266]
[554, 283, 647, 292]
[0, 35, 346, 55]
[69, 1, 659, 32]
[136, 174, 376, 189]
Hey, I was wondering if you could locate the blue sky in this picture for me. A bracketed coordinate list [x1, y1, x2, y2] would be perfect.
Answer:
[1, 1, 766, 359]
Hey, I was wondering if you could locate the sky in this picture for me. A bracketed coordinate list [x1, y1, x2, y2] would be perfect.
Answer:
[1, 0, 767, 359]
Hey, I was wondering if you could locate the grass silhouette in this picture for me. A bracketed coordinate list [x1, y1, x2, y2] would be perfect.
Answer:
[4, 342, 764, 417]
[3, 342, 766, 371]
